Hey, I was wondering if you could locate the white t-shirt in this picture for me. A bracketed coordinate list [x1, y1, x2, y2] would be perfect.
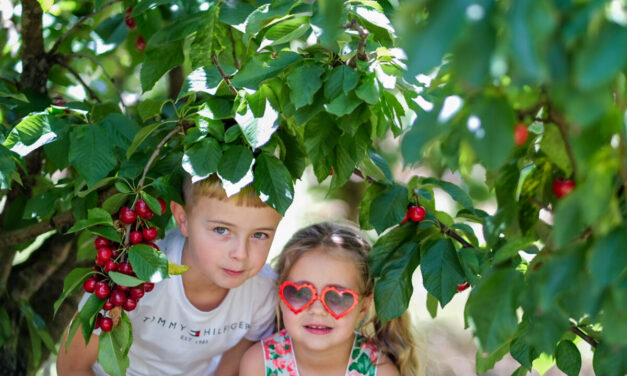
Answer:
[85, 228, 277, 376]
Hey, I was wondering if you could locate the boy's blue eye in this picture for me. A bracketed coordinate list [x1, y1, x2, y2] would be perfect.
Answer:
[214, 227, 229, 235]
[252, 232, 268, 240]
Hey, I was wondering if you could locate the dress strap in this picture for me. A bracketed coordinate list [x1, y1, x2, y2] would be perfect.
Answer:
[262, 329, 299, 376]
[346, 333, 379, 376]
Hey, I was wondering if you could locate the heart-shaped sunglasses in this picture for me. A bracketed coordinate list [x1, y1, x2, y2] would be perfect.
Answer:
[278, 281, 359, 319]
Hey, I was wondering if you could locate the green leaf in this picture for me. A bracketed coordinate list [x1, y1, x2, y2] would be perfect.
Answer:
[140, 41, 185, 92]
[98, 313, 132, 376]
[130, 0, 171, 16]
[476, 342, 510, 374]
[100, 114, 141, 152]
[66, 208, 114, 234]
[168, 261, 190, 275]
[592, 341, 627, 376]
[108, 271, 144, 287]
[128, 244, 169, 283]
[3, 112, 56, 157]
[589, 226, 627, 291]
[420, 238, 466, 307]
[374, 241, 420, 323]
[422, 177, 473, 209]
[401, 102, 445, 165]
[235, 99, 279, 150]
[179, 66, 223, 98]
[312, 0, 345, 46]
[137, 99, 166, 122]
[304, 113, 341, 178]
[464, 95, 515, 170]
[89, 226, 122, 243]
[263, 16, 310, 46]
[0, 145, 17, 190]
[359, 183, 386, 231]
[466, 268, 524, 353]
[369, 223, 416, 278]
[287, 64, 325, 109]
[69, 125, 117, 187]
[218, 145, 254, 184]
[368, 184, 408, 234]
[278, 130, 307, 180]
[325, 92, 362, 117]
[231, 52, 302, 89]
[54, 268, 94, 316]
[426, 293, 438, 319]
[141, 191, 162, 216]
[355, 75, 380, 105]
[126, 122, 168, 159]
[102, 193, 129, 215]
[539, 124, 571, 175]
[555, 340, 581, 376]
[243, 2, 293, 35]
[510, 366, 529, 376]
[253, 153, 294, 215]
[79, 294, 105, 344]
[601, 283, 627, 346]
[182, 137, 222, 181]
[574, 22, 627, 91]
[493, 237, 535, 264]
[37, 0, 53, 12]
[190, 6, 222, 69]
[324, 65, 359, 100]
[147, 13, 204, 49]
[510, 320, 538, 370]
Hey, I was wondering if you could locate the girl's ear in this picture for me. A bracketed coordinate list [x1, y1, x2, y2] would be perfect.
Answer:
[170, 201, 189, 237]
[358, 294, 374, 322]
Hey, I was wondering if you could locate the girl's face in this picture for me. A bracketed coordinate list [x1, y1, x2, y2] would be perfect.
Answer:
[280, 246, 372, 353]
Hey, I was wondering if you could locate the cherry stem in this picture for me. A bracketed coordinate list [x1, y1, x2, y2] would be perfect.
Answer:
[137, 124, 183, 192]
[547, 106, 578, 178]
[212, 53, 238, 95]
[227, 27, 240, 69]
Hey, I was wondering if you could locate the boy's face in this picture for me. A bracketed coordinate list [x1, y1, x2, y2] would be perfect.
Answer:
[171, 195, 282, 290]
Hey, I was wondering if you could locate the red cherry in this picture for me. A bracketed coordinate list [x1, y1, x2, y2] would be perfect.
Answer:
[112, 250, 121, 259]
[95, 256, 107, 266]
[158, 198, 166, 215]
[94, 282, 111, 299]
[135, 35, 146, 52]
[117, 284, 130, 291]
[330, 166, 334, 176]
[143, 282, 155, 292]
[103, 300, 114, 311]
[553, 178, 575, 199]
[123, 297, 137, 311]
[457, 281, 470, 292]
[135, 199, 154, 219]
[514, 123, 529, 146]
[94, 313, 103, 329]
[130, 231, 143, 244]
[104, 260, 118, 273]
[94, 237, 110, 249]
[142, 227, 158, 242]
[97, 247, 112, 261]
[118, 262, 133, 275]
[109, 290, 127, 307]
[119, 207, 137, 224]
[100, 317, 113, 332]
[124, 8, 136, 30]
[83, 277, 97, 293]
[408, 206, 426, 222]
[400, 211, 409, 224]
[143, 241, 160, 251]
[129, 286, 145, 300]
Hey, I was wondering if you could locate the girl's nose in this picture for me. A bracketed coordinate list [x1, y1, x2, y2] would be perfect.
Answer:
[308, 297, 328, 315]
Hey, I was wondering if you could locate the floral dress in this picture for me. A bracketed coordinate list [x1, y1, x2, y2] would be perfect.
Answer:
[262, 329, 379, 376]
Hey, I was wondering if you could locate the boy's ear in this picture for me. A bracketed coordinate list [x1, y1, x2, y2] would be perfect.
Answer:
[170, 201, 189, 237]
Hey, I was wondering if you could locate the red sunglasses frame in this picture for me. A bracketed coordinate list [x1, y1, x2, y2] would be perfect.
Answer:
[278, 281, 360, 319]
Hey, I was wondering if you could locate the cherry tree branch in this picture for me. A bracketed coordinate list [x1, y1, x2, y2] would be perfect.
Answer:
[49, 0, 121, 56]
[570, 326, 598, 348]
[342, 20, 369, 61]
[212, 54, 238, 95]
[547, 107, 578, 178]
[137, 125, 183, 191]
[68, 53, 127, 114]
[228, 27, 240, 69]
[57, 60, 102, 102]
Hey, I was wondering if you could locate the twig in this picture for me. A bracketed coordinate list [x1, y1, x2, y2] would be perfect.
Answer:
[352, 168, 377, 184]
[137, 125, 183, 191]
[227, 27, 240, 69]
[528, 197, 551, 212]
[211, 54, 238, 95]
[67, 53, 128, 114]
[342, 20, 369, 61]
[57, 60, 102, 102]
[570, 326, 598, 348]
[49, 0, 121, 55]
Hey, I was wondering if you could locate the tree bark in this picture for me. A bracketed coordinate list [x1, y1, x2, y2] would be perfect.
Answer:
[19, 0, 49, 93]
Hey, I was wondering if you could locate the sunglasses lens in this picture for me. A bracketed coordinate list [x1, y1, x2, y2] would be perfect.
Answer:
[324, 289, 355, 316]
[282, 284, 313, 310]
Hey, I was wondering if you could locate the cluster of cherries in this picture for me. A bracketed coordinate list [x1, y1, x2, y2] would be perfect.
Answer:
[124, 7, 146, 52]
[83, 198, 165, 332]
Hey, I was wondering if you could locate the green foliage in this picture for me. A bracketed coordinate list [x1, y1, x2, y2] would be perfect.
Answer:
[1, 0, 626, 374]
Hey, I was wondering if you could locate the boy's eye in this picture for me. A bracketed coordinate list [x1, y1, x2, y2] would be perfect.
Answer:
[214, 227, 229, 235]
[252, 232, 268, 240]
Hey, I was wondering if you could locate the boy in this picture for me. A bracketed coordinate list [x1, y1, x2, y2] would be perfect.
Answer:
[57, 175, 284, 375]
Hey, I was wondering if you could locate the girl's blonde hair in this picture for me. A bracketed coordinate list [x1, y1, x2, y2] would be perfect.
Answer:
[181, 174, 266, 208]
[273, 222, 424, 376]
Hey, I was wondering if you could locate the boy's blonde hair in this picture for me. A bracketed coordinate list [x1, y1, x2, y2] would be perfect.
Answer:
[273, 222, 424, 376]
[182, 174, 267, 208]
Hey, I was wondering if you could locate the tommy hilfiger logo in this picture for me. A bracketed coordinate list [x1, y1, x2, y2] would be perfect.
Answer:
[143, 316, 251, 339]
[189, 330, 200, 337]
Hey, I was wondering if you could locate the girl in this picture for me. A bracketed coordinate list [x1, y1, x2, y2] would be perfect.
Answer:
[240, 222, 422, 376]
